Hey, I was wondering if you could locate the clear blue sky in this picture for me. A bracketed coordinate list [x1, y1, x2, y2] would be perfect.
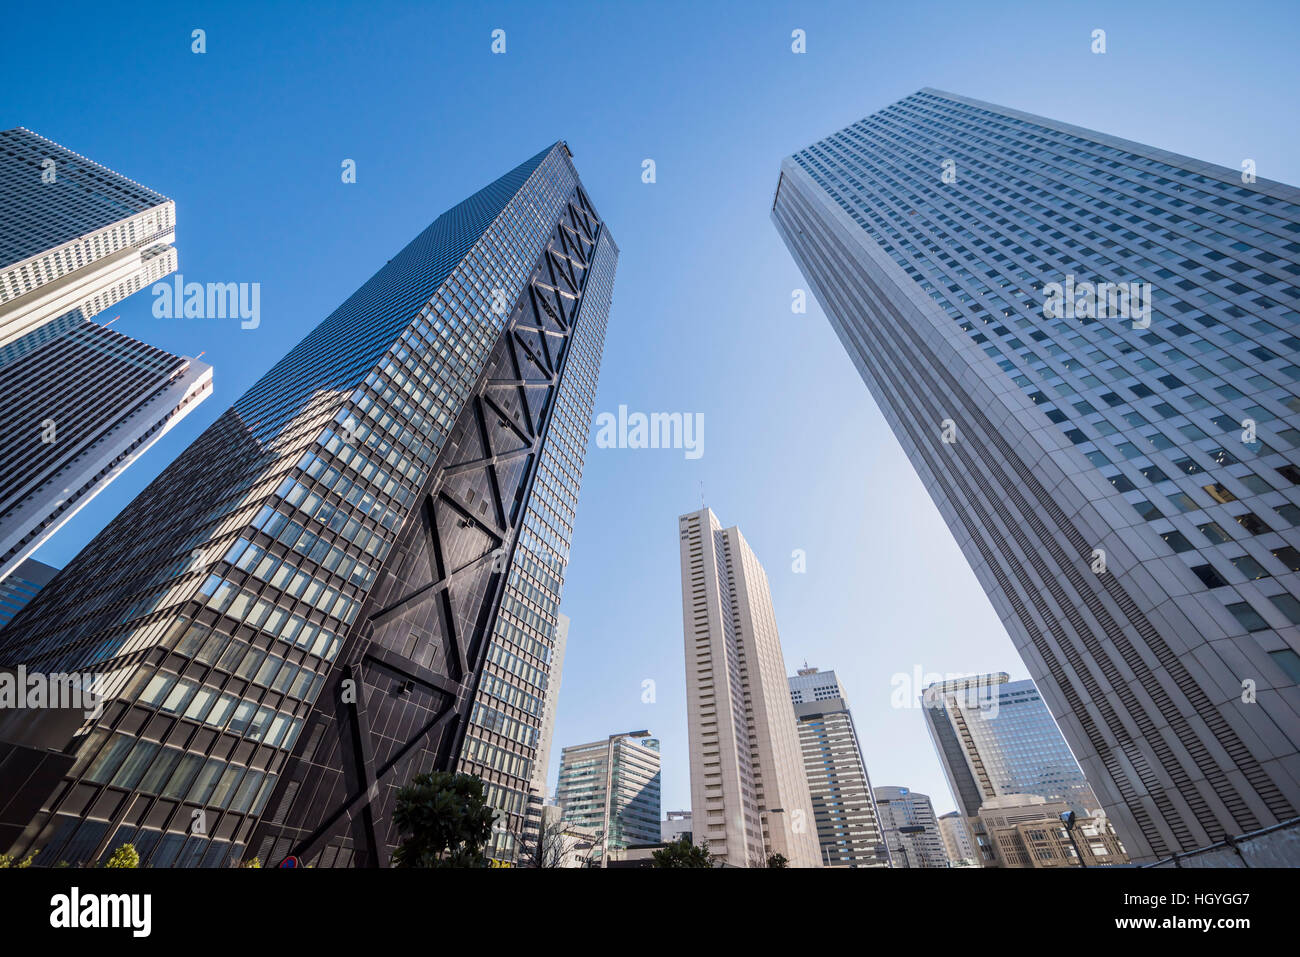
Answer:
[4, 0, 1298, 818]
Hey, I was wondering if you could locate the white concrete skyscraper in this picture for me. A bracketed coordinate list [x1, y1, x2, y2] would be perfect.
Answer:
[678, 507, 821, 867]
[0, 127, 210, 584]
[0, 127, 177, 349]
[789, 666, 889, 866]
[773, 89, 1300, 863]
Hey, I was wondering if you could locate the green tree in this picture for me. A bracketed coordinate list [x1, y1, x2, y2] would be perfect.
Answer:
[104, 844, 140, 868]
[650, 837, 716, 868]
[239, 856, 262, 868]
[766, 853, 789, 868]
[0, 851, 36, 868]
[391, 771, 495, 868]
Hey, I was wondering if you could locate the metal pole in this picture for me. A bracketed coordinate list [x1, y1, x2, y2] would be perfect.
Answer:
[601, 734, 617, 869]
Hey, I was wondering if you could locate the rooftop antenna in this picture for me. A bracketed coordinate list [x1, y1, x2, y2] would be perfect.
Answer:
[699, 480, 705, 510]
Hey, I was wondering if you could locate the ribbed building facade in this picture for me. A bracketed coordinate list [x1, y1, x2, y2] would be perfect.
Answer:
[0, 127, 178, 349]
[678, 507, 821, 867]
[789, 666, 889, 866]
[0, 320, 212, 582]
[0, 127, 207, 584]
[0, 142, 616, 867]
[773, 88, 1300, 863]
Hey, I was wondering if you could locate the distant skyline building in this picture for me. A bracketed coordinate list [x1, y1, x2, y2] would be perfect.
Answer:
[773, 88, 1300, 863]
[0, 559, 57, 629]
[923, 672, 1100, 864]
[0, 142, 617, 868]
[678, 507, 821, 868]
[0, 127, 209, 584]
[555, 735, 661, 856]
[937, 810, 977, 866]
[789, 665, 889, 867]
[874, 785, 947, 868]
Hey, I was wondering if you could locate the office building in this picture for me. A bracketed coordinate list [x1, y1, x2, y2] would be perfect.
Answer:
[923, 672, 1101, 863]
[773, 88, 1300, 862]
[522, 612, 569, 843]
[873, 785, 947, 868]
[0, 128, 209, 584]
[0, 127, 177, 349]
[661, 809, 692, 844]
[0, 559, 57, 629]
[789, 666, 889, 866]
[0, 323, 212, 583]
[679, 507, 821, 867]
[529, 803, 597, 868]
[0, 142, 616, 867]
[977, 794, 1128, 868]
[938, 810, 977, 866]
[555, 734, 661, 857]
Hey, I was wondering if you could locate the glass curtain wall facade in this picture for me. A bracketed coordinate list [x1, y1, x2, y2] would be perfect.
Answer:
[555, 736, 662, 855]
[0, 559, 57, 629]
[923, 673, 1098, 817]
[0, 142, 616, 868]
[772, 88, 1300, 862]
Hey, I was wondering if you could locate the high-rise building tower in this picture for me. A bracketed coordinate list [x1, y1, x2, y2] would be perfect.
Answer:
[0, 142, 616, 868]
[924, 674, 1100, 815]
[0, 128, 178, 349]
[678, 507, 821, 867]
[0, 559, 58, 630]
[772, 88, 1300, 863]
[923, 672, 1102, 864]
[523, 611, 569, 839]
[873, 785, 947, 868]
[0, 128, 210, 584]
[788, 665, 889, 866]
[555, 734, 661, 856]
[937, 810, 977, 866]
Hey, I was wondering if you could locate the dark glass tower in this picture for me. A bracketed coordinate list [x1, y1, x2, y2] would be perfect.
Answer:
[773, 89, 1300, 863]
[0, 142, 617, 867]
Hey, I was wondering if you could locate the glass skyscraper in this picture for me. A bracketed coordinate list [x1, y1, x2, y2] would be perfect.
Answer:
[554, 735, 662, 856]
[923, 672, 1101, 863]
[0, 141, 616, 867]
[773, 89, 1300, 863]
[0, 559, 57, 630]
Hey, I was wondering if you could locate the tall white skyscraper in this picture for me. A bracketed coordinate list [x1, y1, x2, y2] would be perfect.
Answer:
[789, 666, 889, 866]
[678, 507, 821, 867]
[0, 127, 177, 349]
[773, 88, 1300, 863]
